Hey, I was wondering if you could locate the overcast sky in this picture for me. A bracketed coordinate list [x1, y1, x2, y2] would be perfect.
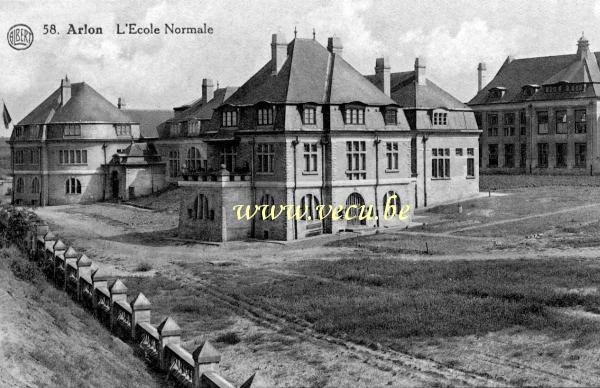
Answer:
[1, 0, 599, 125]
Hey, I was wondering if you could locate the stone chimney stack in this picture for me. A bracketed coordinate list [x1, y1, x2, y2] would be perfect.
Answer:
[477, 62, 487, 91]
[61, 75, 71, 106]
[271, 33, 288, 75]
[577, 33, 590, 60]
[202, 78, 214, 104]
[415, 57, 426, 86]
[117, 97, 125, 109]
[327, 36, 343, 56]
[375, 57, 391, 97]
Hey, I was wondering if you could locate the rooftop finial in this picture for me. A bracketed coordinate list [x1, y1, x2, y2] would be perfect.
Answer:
[294, 26, 297, 38]
[312, 28, 316, 40]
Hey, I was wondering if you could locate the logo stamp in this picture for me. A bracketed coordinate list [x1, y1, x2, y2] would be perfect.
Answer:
[7, 24, 34, 50]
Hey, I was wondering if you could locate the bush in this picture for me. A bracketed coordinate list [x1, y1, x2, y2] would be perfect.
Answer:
[215, 331, 240, 345]
[134, 262, 153, 272]
[10, 258, 40, 283]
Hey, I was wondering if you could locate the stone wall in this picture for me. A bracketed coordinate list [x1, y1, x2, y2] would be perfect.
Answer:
[0, 206, 266, 388]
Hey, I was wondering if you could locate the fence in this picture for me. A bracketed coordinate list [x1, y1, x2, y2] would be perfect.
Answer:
[0, 206, 267, 388]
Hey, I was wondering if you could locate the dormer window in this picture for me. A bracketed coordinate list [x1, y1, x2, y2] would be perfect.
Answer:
[189, 120, 200, 136]
[115, 124, 131, 136]
[383, 108, 398, 125]
[15, 126, 22, 138]
[302, 106, 316, 125]
[344, 106, 365, 125]
[432, 112, 448, 125]
[488, 87, 506, 99]
[222, 110, 238, 127]
[522, 84, 540, 97]
[63, 124, 81, 136]
[257, 106, 273, 126]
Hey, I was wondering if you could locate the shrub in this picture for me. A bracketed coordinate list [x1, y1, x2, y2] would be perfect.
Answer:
[215, 332, 240, 345]
[10, 258, 40, 283]
[134, 262, 153, 272]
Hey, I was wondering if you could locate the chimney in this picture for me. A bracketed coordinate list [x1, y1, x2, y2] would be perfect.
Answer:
[327, 36, 343, 56]
[271, 33, 288, 75]
[577, 33, 590, 60]
[202, 78, 214, 104]
[414, 57, 426, 86]
[375, 57, 391, 97]
[477, 62, 487, 91]
[117, 97, 125, 109]
[60, 75, 71, 106]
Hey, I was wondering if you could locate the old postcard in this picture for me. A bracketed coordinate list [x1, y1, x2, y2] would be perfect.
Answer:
[1, 0, 600, 387]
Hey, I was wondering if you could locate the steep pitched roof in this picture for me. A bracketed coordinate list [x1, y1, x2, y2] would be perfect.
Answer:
[225, 38, 396, 106]
[19, 82, 134, 125]
[469, 51, 600, 105]
[365, 71, 470, 110]
[123, 109, 172, 139]
[177, 87, 239, 121]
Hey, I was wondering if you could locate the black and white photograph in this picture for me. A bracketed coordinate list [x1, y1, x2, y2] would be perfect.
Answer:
[2, 0, 600, 386]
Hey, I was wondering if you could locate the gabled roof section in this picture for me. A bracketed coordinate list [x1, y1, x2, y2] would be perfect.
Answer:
[19, 82, 135, 125]
[469, 50, 600, 105]
[124, 109, 172, 139]
[178, 87, 239, 121]
[365, 71, 470, 110]
[224, 38, 396, 106]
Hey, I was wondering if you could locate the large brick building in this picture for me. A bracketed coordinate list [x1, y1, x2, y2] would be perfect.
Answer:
[9, 77, 170, 205]
[469, 35, 600, 174]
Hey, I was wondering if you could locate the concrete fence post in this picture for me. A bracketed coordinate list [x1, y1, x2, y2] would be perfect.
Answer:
[51, 240, 66, 281]
[63, 246, 78, 290]
[109, 279, 128, 331]
[76, 254, 92, 301]
[91, 267, 110, 310]
[41, 231, 56, 265]
[130, 293, 151, 340]
[157, 316, 182, 371]
[239, 372, 271, 388]
[192, 340, 221, 388]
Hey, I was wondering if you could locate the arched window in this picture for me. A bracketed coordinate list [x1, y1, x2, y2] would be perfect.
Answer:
[31, 177, 40, 194]
[65, 178, 81, 194]
[300, 194, 320, 221]
[191, 194, 210, 220]
[383, 191, 402, 211]
[16, 177, 24, 193]
[186, 147, 204, 171]
[260, 194, 275, 206]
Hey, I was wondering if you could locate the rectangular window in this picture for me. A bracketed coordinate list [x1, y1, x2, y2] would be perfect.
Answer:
[115, 124, 132, 136]
[487, 113, 498, 136]
[256, 143, 274, 173]
[488, 144, 498, 168]
[504, 144, 515, 167]
[467, 148, 474, 156]
[346, 141, 366, 179]
[58, 149, 88, 164]
[168, 151, 180, 177]
[63, 124, 81, 136]
[303, 107, 316, 125]
[520, 143, 527, 168]
[15, 149, 24, 164]
[467, 158, 474, 177]
[222, 111, 238, 127]
[575, 109, 587, 133]
[555, 110, 567, 134]
[537, 143, 548, 167]
[503, 112, 515, 136]
[432, 148, 450, 178]
[556, 143, 567, 167]
[384, 109, 397, 125]
[386, 142, 399, 170]
[519, 111, 527, 136]
[257, 107, 273, 125]
[455, 148, 463, 156]
[303, 143, 318, 172]
[433, 112, 448, 125]
[575, 143, 587, 167]
[220, 145, 237, 171]
[345, 108, 365, 125]
[537, 111, 548, 134]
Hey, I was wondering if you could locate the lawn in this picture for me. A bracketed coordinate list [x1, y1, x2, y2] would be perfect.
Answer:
[189, 257, 600, 350]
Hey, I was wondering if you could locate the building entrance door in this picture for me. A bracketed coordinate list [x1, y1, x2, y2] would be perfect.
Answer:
[111, 171, 119, 199]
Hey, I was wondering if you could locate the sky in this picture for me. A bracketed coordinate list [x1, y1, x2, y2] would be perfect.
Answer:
[1, 0, 600, 125]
